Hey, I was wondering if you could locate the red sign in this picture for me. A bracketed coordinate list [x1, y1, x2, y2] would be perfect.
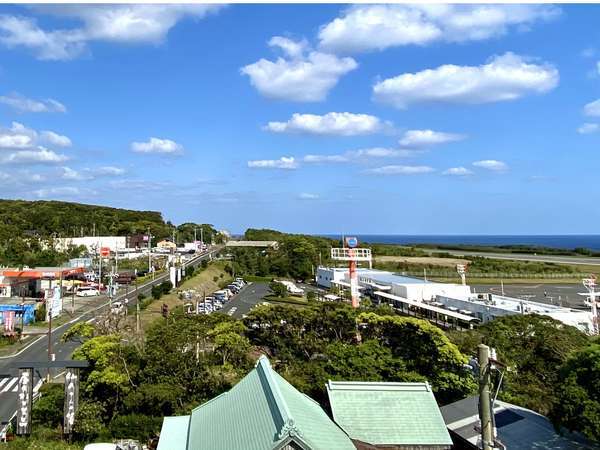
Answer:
[100, 247, 110, 257]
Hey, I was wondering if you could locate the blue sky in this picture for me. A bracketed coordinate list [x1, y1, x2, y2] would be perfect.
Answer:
[0, 4, 599, 234]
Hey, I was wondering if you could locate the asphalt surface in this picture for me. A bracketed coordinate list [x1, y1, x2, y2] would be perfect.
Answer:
[220, 282, 270, 318]
[471, 283, 588, 308]
[0, 248, 220, 434]
[427, 249, 600, 266]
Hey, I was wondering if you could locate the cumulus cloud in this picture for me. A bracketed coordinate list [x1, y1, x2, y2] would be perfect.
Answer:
[247, 156, 298, 170]
[41, 130, 71, 147]
[299, 192, 319, 200]
[443, 166, 474, 176]
[33, 186, 92, 198]
[473, 160, 508, 171]
[367, 165, 435, 175]
[2, 147, 68, 164]
[62, 165, 125, 180]
[0, 92, 66, 113]
[241, 36, 357, 102]
[265, 112, 386, 136]
[577, 123, 600, 134]
[0, 5, 221, 60]
[399, 129, 465, 148]
[318, 4, 560, 54]
[583, 99, 600, 117]
[131, 137, 183, 154]
[304, 147, 416, 164]
[373, 52, 558, 109]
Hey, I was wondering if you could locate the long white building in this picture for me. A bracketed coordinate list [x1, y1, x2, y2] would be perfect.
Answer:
[55, 236, 127, 253]
[316, 267, 471, 301]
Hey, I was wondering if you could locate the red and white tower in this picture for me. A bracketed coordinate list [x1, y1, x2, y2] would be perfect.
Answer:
[331, 237, 372, 308]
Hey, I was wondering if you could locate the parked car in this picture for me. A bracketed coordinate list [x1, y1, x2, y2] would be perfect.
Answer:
[111, 301, 124, 314]
[76, 287, 100, 297]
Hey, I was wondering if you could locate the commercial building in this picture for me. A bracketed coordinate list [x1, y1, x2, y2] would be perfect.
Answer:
[0, 267, 85, 299]
[316, 267, 471, 302]
[55, 236, 127, 253]
[434, 293, 594, 334]
[157, 240, 177, 251]
[440, 395, 594, 450]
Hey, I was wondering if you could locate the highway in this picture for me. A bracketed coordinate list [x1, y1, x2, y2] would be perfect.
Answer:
[0, 248, 221, 436]
[427, 249, 600, 266]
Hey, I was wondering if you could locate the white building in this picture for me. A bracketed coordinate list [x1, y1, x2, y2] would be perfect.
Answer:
[316, 267, 471, 301]
[435, 293, 594, 334]
[55, 236, 127, 253]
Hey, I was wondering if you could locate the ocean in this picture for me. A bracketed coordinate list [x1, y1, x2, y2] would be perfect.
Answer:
[320, 235, 600, 251]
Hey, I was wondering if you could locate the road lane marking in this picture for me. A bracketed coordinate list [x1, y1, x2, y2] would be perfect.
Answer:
[2, 378, 17, 393]
[227, 307, 237, 316]
[0, 378, 8, 389]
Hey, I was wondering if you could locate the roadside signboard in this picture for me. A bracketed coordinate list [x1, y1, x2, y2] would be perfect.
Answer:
[3, 310, 15, 333]
[16, 368, 33, 435]
[345, 236, 359, 248]
[100, 247, 110, 257]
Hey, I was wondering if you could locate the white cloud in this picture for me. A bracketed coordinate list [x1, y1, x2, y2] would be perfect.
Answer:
[0, 6, 221, 60]
[0, 93, 66, 113]
[0, 122, 71, 150]
[304, 147, 416, 164]
[373, 52, 558, 109]
[247, 156, 298, 170]
[399, 129, 465, 148]
[583, 99, 600, 117]
[473, 159, 508, 171]
[443, 166, 474, 176]
[368, 165, 435, 175]
[577, 123, 600, 134]
[299, 192, 319, 200]
[96, 166, 125, 176]
[61, 166, 89, 181]
[131, 137, 183, 154]
[62, 165, 125, 180]
[319, 4, 559, 54]
[33, 186, 90, 198]
[241, 37, 357, 102]
[265, 112, 386, 136]
[41, 130, 71, 147]
[2, 147, 68, 164]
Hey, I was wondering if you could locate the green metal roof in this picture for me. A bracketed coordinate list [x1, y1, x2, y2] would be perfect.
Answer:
[326, 381, 453, 447]
[157, 416, 190, 450]
[182, 356, 355, 450]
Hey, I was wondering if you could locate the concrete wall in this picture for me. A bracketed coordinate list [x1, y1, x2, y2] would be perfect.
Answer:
[56, 236, 127, 252]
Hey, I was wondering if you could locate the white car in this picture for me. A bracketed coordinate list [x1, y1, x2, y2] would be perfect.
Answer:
[76, 287, 100, 297]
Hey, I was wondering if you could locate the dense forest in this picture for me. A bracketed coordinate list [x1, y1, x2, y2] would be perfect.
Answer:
[0, 199, 219, 267]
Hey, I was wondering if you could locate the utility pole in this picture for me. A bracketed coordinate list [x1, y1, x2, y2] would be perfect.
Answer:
[478, 344, 494, 450]
[200, 227, 203, 245]
[194, 227, 197, 243]
[135, 279, 140, 335]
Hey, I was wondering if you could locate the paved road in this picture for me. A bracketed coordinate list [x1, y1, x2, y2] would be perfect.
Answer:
[220, 282, 270, 318]
[0, 248, 221, 434]
[471, 283, 588, 309]
[427, 249, 600, 266]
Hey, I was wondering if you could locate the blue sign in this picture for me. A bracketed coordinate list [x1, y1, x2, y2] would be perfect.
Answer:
[345, 237, 358, 248]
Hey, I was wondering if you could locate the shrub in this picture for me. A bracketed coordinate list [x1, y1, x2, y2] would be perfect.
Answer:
[73, 401, 107, 441]
[35, 304, 46, 322]
[109, 414, 162, 442]
[32, 384, 64, 427]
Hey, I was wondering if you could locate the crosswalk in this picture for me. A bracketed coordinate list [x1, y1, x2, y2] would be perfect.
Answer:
[0, 377, 42, 395]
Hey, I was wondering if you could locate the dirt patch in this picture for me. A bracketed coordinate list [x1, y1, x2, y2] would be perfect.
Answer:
[374, 256, 470, 267]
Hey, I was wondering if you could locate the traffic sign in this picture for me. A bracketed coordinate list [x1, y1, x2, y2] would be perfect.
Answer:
[345, 236, 358, 248]
[100, 247, 110, 257]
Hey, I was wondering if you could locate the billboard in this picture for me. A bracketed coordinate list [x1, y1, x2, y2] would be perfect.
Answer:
[46, 287, 63, 320]
[16, 368, 33, 435]
[63, 368, 80, 435]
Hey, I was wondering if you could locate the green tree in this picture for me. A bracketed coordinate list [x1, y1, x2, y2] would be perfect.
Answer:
[269, 281, 287, 298]
[550, 344, 600, 442]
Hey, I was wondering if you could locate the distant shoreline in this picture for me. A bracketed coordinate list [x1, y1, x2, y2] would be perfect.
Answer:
[317, 235, 600, 251]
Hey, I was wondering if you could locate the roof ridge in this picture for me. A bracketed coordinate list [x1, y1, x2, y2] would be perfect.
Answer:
[255, 356, 302, 441]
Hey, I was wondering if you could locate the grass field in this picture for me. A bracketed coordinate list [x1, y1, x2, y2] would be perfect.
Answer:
[374, 255, 469, 267]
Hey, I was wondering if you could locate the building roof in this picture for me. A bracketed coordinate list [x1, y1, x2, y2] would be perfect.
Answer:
[326, 381, 452, 447]
[157, 416, 190, 450]
[440, 396, 594, 450]
[374, 291, 479, 322]
[181, 356, 354, 450]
